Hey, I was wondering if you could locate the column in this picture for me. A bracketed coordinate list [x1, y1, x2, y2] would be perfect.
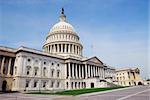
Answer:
[79, 47, 80, 55]
[98, 67, 100, 78]
[87, 65, 90, 77]
[92, 66, 94, 77]
[65, 63, 68, 79]
[93, 66, 95, 77]
[51, 45, 53, 53]
[82, 65, 84, 78]
[17, 56, 24, 76]
[68, 63, 71, 78]
[76, 64, 78, 79]
[68, 44, 70, 53]
[85, 64, 88, 78]
[100, 68, 102, 78]
[74, 63, 76, 78]
[89, 65, 91, 77]
[1, 56, 5, 74]
[72, 44, 74, 54]
[97, 67, 99, 78]
[78, 47, 80, 55]
[93, 66, 96, 77]
[96, 66, 98, 76]
[55, 44, 57, 53]
[72, 63, 74, 79]
[61, 44, 63, 53]
[53, 45, 55, 53]
[47, 45, 49, 53]
[49, 46, 50, 52]
[94, 66, 96, 77]
[102, 68, 104, 79]
[75, 45, 77, 54]
[58, 44, 60, 53]
[90, 65, 93, 77]
[97, 67, 99, 77]
[95, 66, 97, 77]
[79, 64, 81, 79]
[7, 58, 12, 75]
[50, 45, 52, 53]
[65, 44, 67, 53]
[80, 65, 82, 78]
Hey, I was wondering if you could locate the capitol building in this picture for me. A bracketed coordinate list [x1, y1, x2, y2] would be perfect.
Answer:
[0, 8, 116, 92]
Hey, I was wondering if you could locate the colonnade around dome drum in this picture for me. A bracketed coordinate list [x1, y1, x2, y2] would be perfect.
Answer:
[44, 43, 82, 56]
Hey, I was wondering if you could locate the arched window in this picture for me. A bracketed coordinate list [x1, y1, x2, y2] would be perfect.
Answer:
[34, 67, 38, 76]
[57, 70, 60, 77]
[26, 66, 31, 75]
[51, 69, 54, 77]
[43, 67, 46, 77]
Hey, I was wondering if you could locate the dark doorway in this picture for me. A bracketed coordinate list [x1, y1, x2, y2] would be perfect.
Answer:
[134, 82, 136, 86]
[138, 82, 142, 85]
[91, 83, 94, 88]
[2, 80, 7, 92]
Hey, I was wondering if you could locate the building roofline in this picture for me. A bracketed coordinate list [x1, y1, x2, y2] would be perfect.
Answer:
[116, 67, 139, 72]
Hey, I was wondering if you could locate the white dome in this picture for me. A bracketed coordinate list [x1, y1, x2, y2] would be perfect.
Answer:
[43, 8, 83, 57]
[50, 21, 75, 33]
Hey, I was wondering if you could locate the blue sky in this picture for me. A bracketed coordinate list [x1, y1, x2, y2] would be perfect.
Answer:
[0, 0, 149, 78]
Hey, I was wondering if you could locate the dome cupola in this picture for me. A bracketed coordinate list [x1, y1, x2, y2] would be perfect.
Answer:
[43, 8, 83, 57]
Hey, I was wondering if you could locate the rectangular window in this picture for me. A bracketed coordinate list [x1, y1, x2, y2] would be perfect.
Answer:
[43, 67, 46, 77]
[25, 80, 29, 88]
[34, 81, 37, 88]
[57, 82, 60, 88]
[51, 81, 54, 88]
[57, 71, 60, 77]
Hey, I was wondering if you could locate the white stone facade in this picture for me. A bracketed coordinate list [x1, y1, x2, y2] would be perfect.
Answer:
[116, 68, 143, 86]
[0, 8, 116, 92]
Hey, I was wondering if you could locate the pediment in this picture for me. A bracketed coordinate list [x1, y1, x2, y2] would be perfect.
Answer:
[85, 56, 103, 64]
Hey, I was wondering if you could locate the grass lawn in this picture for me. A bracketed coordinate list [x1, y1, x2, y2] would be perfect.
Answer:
[27, 86, 126, 96]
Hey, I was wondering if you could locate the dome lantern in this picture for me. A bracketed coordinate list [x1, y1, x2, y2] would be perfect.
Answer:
[59, 8, 66, 22]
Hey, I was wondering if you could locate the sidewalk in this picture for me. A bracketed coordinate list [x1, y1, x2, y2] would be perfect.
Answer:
[77, 86, 136, 97]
